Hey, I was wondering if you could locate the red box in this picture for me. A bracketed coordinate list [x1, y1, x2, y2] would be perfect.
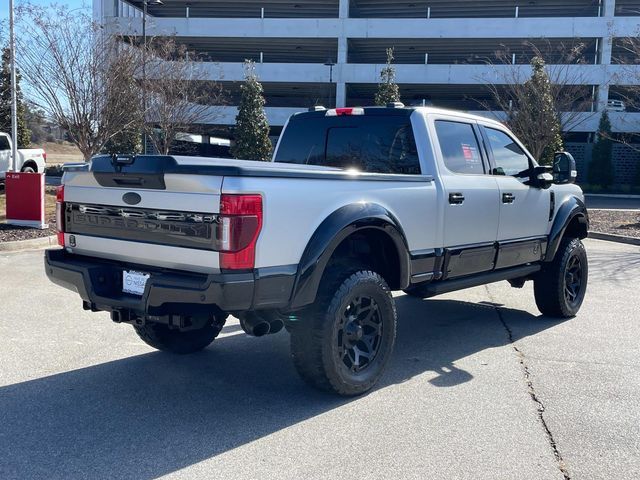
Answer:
[5, 172, 47, 229]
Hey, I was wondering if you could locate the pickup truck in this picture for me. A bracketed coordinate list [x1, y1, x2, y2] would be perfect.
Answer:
[45, 105, 589, 395]
[0, 132, 47, 180]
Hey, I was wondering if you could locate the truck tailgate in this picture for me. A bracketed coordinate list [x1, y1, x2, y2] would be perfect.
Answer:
[61, 168, 223, 273]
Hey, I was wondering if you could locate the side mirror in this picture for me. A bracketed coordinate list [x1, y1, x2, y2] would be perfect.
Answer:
[525, 165, 553, 189]
[553, 151, 577, 184]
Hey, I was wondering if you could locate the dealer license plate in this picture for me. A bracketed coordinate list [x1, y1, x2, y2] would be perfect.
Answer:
[122, 270, 150, 296]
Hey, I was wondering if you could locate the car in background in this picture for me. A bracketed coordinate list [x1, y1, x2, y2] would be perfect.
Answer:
[606, 99, 626, 112]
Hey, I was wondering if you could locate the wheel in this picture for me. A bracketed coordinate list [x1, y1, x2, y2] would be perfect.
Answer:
[133, 312, 227, 354]
[290, 270, 397, 396]
[21, 165, 36, 173]
[534, 237, 588, 318]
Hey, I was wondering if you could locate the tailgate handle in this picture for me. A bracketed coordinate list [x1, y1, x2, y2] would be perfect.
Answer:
[113, 177, 145, 186]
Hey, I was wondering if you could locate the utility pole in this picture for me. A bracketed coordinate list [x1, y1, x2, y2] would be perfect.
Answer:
[9, 0, 18, 170]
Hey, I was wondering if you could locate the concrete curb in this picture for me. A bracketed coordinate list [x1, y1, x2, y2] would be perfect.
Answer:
[589, 231, 640, 246]
[0, 235, 57, 252]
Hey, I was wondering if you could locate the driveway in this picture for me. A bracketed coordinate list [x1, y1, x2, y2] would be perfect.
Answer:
[0, 239, 638, 479]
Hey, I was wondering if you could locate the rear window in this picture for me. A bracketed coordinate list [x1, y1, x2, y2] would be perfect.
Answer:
[274, 114, 421, 175]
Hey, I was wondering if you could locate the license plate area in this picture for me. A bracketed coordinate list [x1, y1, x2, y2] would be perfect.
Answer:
[122, 270, 150, 296]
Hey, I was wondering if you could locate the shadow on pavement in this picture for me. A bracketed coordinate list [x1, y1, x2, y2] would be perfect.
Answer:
[0, 296, 567, 479]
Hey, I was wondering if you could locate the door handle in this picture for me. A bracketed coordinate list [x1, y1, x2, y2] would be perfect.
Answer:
[502, 193, 515, 204]
[449, 192, 465, 205]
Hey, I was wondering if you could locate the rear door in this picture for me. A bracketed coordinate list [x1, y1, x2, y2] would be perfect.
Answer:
[431, 116, 500, 278]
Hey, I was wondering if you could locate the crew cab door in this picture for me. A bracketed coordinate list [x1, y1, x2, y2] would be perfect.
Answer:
[480, 126, 551, 265]
[431, 117, 500, 278]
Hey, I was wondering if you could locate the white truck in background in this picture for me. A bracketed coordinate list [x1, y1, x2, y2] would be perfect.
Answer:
[0, 132, 47, 181]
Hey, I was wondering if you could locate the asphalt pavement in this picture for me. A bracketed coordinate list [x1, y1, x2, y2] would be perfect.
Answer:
[0, 239, 638, 479]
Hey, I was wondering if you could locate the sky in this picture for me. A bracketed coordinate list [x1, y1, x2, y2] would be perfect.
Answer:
[1, 1, 90, 24]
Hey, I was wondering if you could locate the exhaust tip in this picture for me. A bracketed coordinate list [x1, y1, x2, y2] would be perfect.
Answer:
[252, 321, 271, 337]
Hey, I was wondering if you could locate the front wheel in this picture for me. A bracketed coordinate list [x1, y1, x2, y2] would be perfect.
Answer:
[290, 270, 397, 396]
[534, 237, 588, 318]
[133, 312, 227, 354]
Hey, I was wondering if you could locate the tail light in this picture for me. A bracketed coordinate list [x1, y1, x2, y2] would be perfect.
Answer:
[216, 194, 263, 270]
[42, 151, 47, 162]
[55, 185, 65, 246]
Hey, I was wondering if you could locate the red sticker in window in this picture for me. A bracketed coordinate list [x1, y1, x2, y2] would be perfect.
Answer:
[461, 144, 477, 162]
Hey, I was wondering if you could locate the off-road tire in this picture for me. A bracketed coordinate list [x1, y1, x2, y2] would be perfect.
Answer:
[134, 313, 228, 354]
[534, 237, 588, 318]
[290, 270, 397, 396]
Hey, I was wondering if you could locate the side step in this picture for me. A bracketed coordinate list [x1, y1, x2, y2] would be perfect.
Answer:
[422, 264, 541, 297]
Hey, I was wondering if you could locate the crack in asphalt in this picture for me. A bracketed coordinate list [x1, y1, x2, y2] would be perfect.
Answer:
[484, 287, 571, 480]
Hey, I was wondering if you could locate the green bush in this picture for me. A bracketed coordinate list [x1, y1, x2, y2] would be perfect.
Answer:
[587, 111, 614, 188]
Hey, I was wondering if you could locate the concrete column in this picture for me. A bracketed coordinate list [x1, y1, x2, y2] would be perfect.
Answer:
[336, 82, 346, 107]
[339, 0, 349, 19]
[602, 0, 616, 17]
[337, 36, 347, 64]
[597, 84, 610, 112]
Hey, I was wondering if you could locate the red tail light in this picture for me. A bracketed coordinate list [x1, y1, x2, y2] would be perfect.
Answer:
[43, 151, 47, 162]
[55, 185, 65, 246]
[216, 194, 263, 270]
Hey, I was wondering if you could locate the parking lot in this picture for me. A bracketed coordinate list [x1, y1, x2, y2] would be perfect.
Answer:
[1, 239, 639, 480]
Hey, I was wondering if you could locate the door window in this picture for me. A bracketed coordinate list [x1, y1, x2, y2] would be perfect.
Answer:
[485, 128, 530, 176]
[0, 136, 10, 151]
[434, 120, 485, 175]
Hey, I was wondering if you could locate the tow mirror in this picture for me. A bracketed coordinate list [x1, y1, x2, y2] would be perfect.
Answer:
[553, 151, 577, 184]
[526, 165, 553, 189]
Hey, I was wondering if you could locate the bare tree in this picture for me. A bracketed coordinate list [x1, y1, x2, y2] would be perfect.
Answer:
[477, 41, 597, 162]
[143, 38, 224, 155]
[608, 35, 640, 149]
[16, 4, 143, 160]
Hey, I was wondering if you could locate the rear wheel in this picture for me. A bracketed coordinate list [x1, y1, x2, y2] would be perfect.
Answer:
[21, 165, 36, 173]
[534, 237, 588, 318]
[133, 313, 227, 354]
[290, 270, 397, 396]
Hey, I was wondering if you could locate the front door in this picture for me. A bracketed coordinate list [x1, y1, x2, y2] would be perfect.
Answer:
[433, 118, 500, 278]
[482, 126, 552, 242]
[0, 135, 11, 176]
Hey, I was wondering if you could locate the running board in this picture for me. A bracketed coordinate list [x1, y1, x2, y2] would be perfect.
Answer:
[422, 264, 541, 297]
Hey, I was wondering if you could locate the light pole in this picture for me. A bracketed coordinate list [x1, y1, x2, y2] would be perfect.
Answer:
[142, 0, 163, 154]
[324, 58, 335, 108]
[9, 0, 18, 170]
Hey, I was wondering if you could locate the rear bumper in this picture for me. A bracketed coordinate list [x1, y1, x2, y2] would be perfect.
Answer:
[44, 249, 296, 316]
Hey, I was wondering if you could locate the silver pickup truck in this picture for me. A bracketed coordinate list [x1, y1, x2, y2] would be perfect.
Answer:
[45, 105, 588, 395]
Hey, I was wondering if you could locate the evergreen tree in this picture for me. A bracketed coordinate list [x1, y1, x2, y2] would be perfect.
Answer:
[232, 60, 272, 161]
[0, 47, 31, 148]
[509, 56, 563, 164]
[587, 110, 614, 188]
[375, 48, 401, 106]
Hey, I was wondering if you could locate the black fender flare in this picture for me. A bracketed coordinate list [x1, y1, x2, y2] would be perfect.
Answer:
[545, 196, 589, 262]
[289, 203, 411, 310]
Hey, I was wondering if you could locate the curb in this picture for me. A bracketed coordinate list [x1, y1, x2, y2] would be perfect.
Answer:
[0, 235, 58, 252]
[589, 231, 640, 246]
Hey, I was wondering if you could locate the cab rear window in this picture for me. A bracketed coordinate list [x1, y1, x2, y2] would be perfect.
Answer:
[274, 114, 421, 175]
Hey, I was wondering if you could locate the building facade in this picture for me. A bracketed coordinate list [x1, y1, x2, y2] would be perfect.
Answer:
[95, 0, 640, 179]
